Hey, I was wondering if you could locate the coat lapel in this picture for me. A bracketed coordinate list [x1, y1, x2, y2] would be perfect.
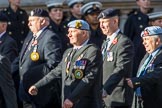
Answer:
[108, 32, 121, 51]
[0, 33, 7, 45]
[20, 28, 48, 63]
[20, 33, 33, 63]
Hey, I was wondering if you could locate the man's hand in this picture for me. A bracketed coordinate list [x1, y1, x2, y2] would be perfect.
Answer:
[126, 78, 134, 88]
[63, 99, 73, 108]
[102, 89, 108, 98]
[28, 86, 38, 95]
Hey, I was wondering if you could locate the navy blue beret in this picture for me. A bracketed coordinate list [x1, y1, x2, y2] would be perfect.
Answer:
[0, 11, 8, 22]
[30, 8, 49, 17]
[98, 8, 120, 19]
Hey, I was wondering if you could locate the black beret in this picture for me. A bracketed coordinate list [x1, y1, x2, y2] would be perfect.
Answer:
[30, 8, 49, 17]
[98, 8, 120, 20]
[0, 11, 8, 22]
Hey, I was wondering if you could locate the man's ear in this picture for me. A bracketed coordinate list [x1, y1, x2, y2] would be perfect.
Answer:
[40, 18, 45, 25]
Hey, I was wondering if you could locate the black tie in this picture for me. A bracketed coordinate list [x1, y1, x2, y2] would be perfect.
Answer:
[70, 48, 77, 60]
[66, 48, 77, 74]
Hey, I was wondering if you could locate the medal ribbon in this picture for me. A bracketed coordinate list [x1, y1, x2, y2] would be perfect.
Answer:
[66, 49, 77, 74]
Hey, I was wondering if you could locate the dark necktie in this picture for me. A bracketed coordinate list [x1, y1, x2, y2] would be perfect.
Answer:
[70, 48, 77, 61]
[66, 48, 77, 74]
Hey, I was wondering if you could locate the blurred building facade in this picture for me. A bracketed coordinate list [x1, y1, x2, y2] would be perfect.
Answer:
[0, 0, 162, 31]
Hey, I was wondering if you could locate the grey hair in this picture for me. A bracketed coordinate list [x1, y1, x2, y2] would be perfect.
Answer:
[152, 35, 162, 43]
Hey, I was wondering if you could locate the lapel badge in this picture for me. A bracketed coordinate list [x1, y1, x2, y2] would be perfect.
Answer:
[74, 69, 83, 79]
[30, 52, 39, 61]
[112, 38, 118, 45]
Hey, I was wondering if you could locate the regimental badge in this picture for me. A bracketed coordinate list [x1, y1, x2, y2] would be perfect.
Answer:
[75, 21, 82, 29]
[107, 51, 113, 61]
[31, 11, 34, 16]
[30, 52, 39, 61]
[143, 30, 149, 36]
[74, 69, 83, 79]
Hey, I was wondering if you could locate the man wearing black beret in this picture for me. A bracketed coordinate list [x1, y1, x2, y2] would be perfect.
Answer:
[98, 8, 134, 108]
[15, 8, 63, 108]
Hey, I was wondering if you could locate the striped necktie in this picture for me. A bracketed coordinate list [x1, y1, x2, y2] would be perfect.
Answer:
[137, 55, 153, 77]
[102, 38, 110, 60]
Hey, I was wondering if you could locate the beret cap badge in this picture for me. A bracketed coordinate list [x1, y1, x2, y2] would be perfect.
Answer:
[31, 11, 34, 16]
[101, 13, 105, 18]
[75, 21, 82, 29]
[143, 30, 150, 36]
[141, 26, 162, 37]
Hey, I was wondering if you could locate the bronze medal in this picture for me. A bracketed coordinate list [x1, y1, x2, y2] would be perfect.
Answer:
[74, 69, 83, 79]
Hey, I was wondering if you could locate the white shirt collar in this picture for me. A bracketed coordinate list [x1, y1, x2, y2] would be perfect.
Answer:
[106, 29, 120, 48]
[73, 39, 89, 49]
[0, 31, 6, 39]
[34, 26, 47, 39]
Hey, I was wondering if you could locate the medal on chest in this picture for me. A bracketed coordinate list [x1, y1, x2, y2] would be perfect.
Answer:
[74, 69, 83, 79]
[30, 43, 39, 61]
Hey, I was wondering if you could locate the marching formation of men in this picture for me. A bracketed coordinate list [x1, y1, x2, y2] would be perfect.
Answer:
[0, 0, 162, 108]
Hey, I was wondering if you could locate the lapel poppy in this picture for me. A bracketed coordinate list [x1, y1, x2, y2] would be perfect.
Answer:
[112, 38, 118, 44]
